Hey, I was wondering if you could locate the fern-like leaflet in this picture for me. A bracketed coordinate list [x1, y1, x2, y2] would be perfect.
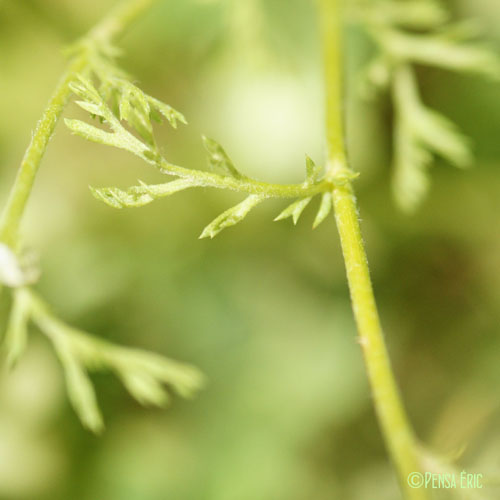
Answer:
[1, 251, 204, 434]
[0, 1, 206, 434]
[65, 43, 346, 237]
[354, 0, 500, 212]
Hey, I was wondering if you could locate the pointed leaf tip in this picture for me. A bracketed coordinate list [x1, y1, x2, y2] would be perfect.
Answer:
[274, 197, 312, 225]
[313, 192, 333, 229]
[75, 100, 103, 117]
[121, 371, 171, 407]
[65, 119, 120, 149]
[90, 186, 126, 209]
[117, 83, 155, 145]
[305, 155, 321, 183]
[148, 96, 187, 128]
[62, 355, 105, 434]
[200, 195, 263, 239]
[202, 136, 243, 179]
[3, 289, 31, 370]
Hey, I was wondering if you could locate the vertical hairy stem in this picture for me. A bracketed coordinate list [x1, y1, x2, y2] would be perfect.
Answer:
[0, 0, 157, 249]
[319, 1, 426, 498]
[0, 59, 85, 248]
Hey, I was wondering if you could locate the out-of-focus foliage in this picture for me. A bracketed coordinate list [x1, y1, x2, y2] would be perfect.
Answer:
[3, 286, 204, 434]
[353, 0, 500, 212]
[0, 1, 500, 499]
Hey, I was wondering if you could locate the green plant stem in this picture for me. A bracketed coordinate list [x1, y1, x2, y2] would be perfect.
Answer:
[319, 1, 426, 498]
[154, 158, 331, 198]
[0, 0, 157, 249]
[0, 60, 85, 249]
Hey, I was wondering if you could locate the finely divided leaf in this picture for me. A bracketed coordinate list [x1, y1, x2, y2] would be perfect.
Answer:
[65, 117, 148, 158]
[413, 108, 472, 168]
[394, 104, 472, 212]
[112, 347, 205, 401]
[69, 77, 102, 104]
[383, 30, 500, 79]
[26, 285, 205, 433]
[117, 81, 154, 145]
[90, 186, 135, 209]
[274, 197, 312, 225]
[59, 351, 104, 434]
[393, 121, 432, 213]
[202, 136, 243, 179]
[65, 119, 118, 147]
[200, 194, 264, 239]
[90, 178, 199, 209]
[148, 96, 187, 129]
[391, 64, 474, 212]
[120, 371, 171, 407]
[74, 100, 105, 118]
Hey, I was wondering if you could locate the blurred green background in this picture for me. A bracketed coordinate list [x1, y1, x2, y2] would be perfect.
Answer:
[1, 0, 500, 499]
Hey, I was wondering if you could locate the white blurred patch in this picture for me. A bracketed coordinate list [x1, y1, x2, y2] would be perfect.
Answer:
[199, 69, 323, 183]
[0, 244, 40, 287]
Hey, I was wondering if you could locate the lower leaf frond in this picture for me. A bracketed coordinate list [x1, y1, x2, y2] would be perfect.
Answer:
[2, 288, 205, 434]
